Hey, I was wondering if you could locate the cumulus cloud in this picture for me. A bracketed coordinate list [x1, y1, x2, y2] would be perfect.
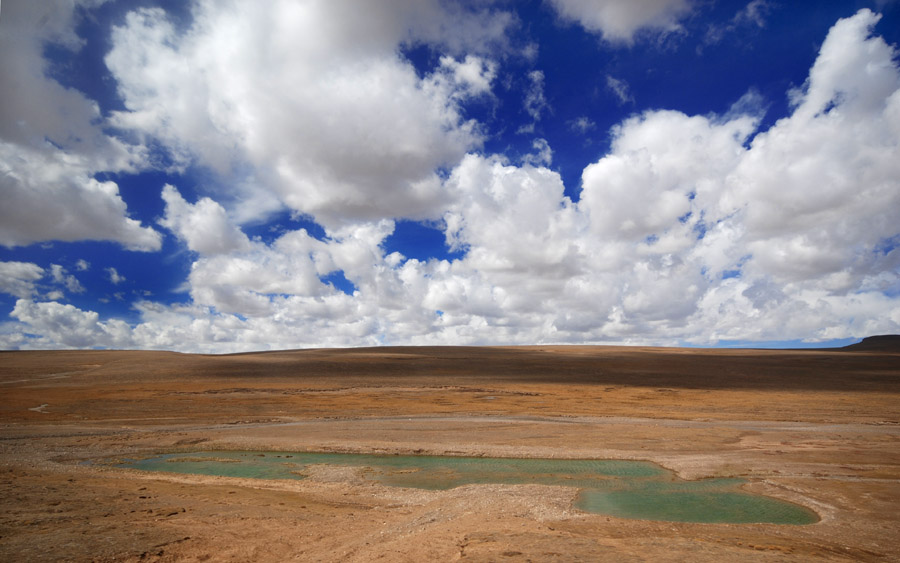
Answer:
[581, 110, 758, 242]
[9, 299, 135, 349]
[736, 9, 900, 281]
[438, 55, 498, 97]
[104, 0, 512, 228]
[524, 70, 548, 120]
[156, 190, 394, 321]
[105, 268, 126, 285]
[522, 138, 554, 167]
[6, 8, 899, 352]
[0, 0, 112, 154]
[159, 185, 252, 255]
[0, 142, 162, 251]
[579, 9, 900, 340]
[443, 154, 579, 276]
[0, 0, 161, 251]
[517, 70, 549, 133]
[548, 0, 694, 43]
[49, 264, 85, 294]
[0, 262, 45, 299]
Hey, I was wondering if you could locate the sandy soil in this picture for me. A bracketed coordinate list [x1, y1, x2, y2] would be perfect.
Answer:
[1, 344, 899, 561]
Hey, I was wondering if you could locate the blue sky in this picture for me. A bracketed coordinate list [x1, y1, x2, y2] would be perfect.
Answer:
[1, 0, 898, 352]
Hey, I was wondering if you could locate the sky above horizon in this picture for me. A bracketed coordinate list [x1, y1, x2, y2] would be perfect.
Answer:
[1, 0, 899, 352]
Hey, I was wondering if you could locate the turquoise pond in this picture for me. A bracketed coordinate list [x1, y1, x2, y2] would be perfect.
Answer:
[116, 451, 818, 525]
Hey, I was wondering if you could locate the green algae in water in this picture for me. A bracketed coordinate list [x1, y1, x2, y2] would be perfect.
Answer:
[336, 454, 667, 490]
[121, 451, 308, 480]
[576, 488, 817, 525]
[116, 451, 818, 525]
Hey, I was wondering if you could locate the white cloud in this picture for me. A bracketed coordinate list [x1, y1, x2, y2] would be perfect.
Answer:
[0, 262, 44, 299]
[568, 116, 597, 134]
[6, 8, 899, 352]
[437, 55, 497, 97]
[50, 264, 85, 294]
[522, 70, 549, 126]
[0, 142, 162, 251]
[9, 299, 135, 349]
[157, 196, 394, 321]
[606, 75, 634, 105]
[0, 0, 161, 251]
[106, 267, 126, 285]
[582, 109, 758, 241]
[548, 0, 694, 43]
[0, 1, 112, 154]
[705, 0, 772, 45]
[522, 138, 554, 167]
[443, 154, 581, 279]
[735, 9, 900, 283]
[735, 0, 771, 27]
[159, 184, 252, 255]
[105, 0, 512, 229]
[579, 9, 900, 340]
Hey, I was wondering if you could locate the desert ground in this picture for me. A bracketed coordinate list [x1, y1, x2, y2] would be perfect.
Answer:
[1, 339, 899, 561]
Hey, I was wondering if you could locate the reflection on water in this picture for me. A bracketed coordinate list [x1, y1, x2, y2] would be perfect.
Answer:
[116, 451, 818, 524]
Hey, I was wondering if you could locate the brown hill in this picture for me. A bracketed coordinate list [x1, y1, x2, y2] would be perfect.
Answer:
[841, 334, 900, 352]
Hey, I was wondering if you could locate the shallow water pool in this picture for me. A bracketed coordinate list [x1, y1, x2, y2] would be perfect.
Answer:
[116, 451, 818, 525]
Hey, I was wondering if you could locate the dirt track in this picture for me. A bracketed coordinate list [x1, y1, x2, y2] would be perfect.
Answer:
[1, 344, 899, 561]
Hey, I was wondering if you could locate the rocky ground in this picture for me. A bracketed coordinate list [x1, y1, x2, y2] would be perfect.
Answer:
[1, 343, 898, 561]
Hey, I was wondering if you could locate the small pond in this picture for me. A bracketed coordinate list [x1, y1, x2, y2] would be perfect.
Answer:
[115, 451, 818, 525]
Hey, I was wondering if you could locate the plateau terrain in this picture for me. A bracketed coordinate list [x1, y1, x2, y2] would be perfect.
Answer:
[1, 339, 899, 561]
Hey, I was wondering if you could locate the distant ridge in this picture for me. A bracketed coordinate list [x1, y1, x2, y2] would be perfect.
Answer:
[841, 335, 900, 352]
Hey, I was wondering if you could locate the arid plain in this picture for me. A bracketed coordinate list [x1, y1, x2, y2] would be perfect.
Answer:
[2, 340, 899, 561]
